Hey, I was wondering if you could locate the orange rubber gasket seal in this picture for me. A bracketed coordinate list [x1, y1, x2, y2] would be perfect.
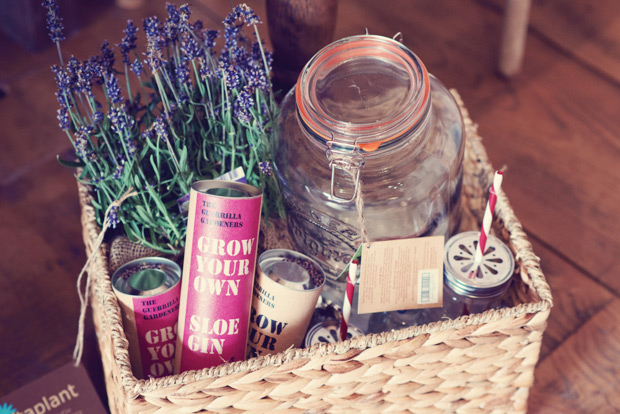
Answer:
[296, 36, 430, 152]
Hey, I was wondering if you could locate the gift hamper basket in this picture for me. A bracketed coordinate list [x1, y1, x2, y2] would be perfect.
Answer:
[79, 91, 552, 414]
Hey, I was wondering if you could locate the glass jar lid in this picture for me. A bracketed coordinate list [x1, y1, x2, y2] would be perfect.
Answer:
[443, 231, 515, 298]
[296, 35, 430, 152]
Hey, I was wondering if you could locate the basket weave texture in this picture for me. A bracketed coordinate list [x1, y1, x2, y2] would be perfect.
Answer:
[79, 91, 552, 414]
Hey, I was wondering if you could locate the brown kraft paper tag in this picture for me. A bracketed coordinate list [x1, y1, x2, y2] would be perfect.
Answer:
[358, 236, 444, 314]
[1, 362, 107, 414]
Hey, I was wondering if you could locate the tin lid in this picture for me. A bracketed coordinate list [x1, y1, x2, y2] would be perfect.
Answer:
[444, 231, 515, 298]
[304, 320, 363, 347]
[192, 180, 262, 198]
[258, 249, 325, 291]
[296, 35, 430, 152]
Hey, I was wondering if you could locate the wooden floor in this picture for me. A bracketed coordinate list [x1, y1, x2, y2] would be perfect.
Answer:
[1, 0, 619, 412]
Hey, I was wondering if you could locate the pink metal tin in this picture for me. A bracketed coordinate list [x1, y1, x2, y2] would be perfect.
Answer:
[174, 180, 263, 373]
[111, 257, 181, 379]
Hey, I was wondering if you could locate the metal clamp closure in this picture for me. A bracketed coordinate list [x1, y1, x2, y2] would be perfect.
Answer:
[325, 141, 365, 202]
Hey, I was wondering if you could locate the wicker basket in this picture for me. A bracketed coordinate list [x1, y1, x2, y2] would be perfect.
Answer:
[79, 91, 552, 414]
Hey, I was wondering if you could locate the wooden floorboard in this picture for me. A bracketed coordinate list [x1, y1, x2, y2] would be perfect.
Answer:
[471, 9, 620, 296]
[1, 0, 619, 412]
[529, 299, 620, 414]
[528, 238, 614, 361]
[0, 157, 104, 399]
[528, 0, 620, 87]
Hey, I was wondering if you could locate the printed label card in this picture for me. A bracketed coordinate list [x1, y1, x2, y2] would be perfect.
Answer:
[358, 236, 444, 314]
[0, 363, 107, 414]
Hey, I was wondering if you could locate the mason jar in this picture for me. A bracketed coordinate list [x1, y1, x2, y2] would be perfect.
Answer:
[370, 231, 516, 331]
[272, 35, 466, 310]
[440, 231, 516, 318]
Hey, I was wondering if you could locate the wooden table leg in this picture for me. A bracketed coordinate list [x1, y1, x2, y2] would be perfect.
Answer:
[498, 0, 532, 77]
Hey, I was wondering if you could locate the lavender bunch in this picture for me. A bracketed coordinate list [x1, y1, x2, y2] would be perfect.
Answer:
[44, 1, 283, 254]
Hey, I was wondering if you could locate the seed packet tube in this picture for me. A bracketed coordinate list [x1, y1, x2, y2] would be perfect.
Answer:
[111, 258, 181, 379]
[247, 250, 325, 357]
[174, 180, 262, 373]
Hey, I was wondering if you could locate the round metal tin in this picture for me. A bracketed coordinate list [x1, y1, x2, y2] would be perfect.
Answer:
[193, 179, 262, 198]
[111, 257, 182, 379]
[443, 231, 515, 298]
[247, 249, 326, 357]
[175, 179, 263, 373]
[258, 249, 325, 291]
[304, 320, 363, 347]
[112, 257, 181, 297]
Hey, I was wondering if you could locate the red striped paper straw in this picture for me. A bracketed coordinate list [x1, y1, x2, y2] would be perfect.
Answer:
[340, 259, 358, 341]
[473, 171, 504, 268]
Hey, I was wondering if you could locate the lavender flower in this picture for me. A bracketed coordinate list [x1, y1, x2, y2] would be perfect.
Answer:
[168, 101, 178, 116]
[92, 111, 104, 124]
[127, 138, 137, 156]
[175, 62, 190, 84]
[144, 16, 161, 38]
[91, 171, 104, 186]
[223, 7, 241, 26]
[153, 116, 169, 141]
[109, 107, 125, 134]
[100, 40, 115, 74]
[259, 161, 272, 176]
[180, 33, 200, 60]
[54, 91, 65, 108]
[144, 17, 165, 71]
[245, 65, 269, 92]
[57, 107, 70, 130]
[223, 23, 241, 51]
[224, 5, 261, 28]
[109, 104, 135, 135]
[66, 56, 80, 90]
[165, 4, 181, 43]
[237, 4, 262, 26]
[73, 126, 94, 159]
[141, 129, 154, 141]
[108, 205, 120, 229]
[43, 0, 65, 42]
[198, 57, 215, 80]
[191, 20, 203, 36]
[105, 73, 123, 104]
[51, 65, 70, 98]
[233, 90, 253, 123]
[204, 29, 219, 50]
[145, 22, 166, 72]
[76, 59, 95, 97]
[88, 56, 105, 84]
[219, 55, 240, 89]
[129, 58, 143, 77]
[252, 42, 272, 70]
[231, 44, 250, 69]
[118, 20, 138, 66]
[179, 4, 191, 25]
[114, 163, 125, 179]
